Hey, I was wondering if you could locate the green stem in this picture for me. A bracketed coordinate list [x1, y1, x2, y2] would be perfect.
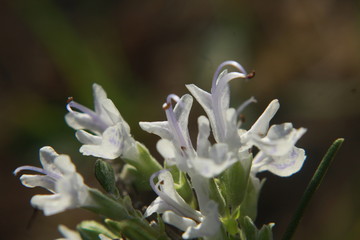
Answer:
[282, 138, 344, 240]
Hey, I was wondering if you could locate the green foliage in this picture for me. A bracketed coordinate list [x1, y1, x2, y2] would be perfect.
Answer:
[95, 159, 120, 199]
[77, 221, 119, 240]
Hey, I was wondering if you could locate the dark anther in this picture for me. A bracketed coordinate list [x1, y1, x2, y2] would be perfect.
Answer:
[67, 96, 74, 103]
[239, 114, 246, 123]
[162, 103, 170, 110]
[246, 71, 255, 79]
[159, 180, 164, 185]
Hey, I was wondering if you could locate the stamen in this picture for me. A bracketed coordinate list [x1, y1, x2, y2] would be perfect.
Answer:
[236, 96, 257, 115]
[163, 94, 187, 149]
[210, 61, 249, 141]
[66, 96, 74, 104]
[14, 165, 62, 180]
[66, 100, 109, 132]
[149, 170, 201, 222]
[211, 60, 248, 93]
[246, 71, 256, 79]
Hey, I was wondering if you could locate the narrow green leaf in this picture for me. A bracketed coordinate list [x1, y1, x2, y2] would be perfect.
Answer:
[282, 138, 344, 240]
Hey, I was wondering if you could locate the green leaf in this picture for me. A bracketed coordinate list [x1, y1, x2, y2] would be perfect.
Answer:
[84, 188, 131, 221]
[240, 177, 264, 221]
[77, 220, 119, 240]
[282, 138, 344, 240]
[123, 142, 162, 191]
[106, 218, 169, 240]
[220, 157, 252, 209]
[95, 159, 120, 199]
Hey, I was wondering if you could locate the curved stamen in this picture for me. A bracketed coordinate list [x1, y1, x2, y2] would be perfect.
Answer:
[236, 96, 257, 115]
[150, 170, 201, 222]
[210, 62, 248, 141]
[211, 60, 247, 93]
[163, 94, 188, 149]
[14, 165, 62, 180]
[66, 100, 109, 132]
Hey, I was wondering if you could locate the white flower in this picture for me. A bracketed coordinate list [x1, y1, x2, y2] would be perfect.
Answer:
[249, 123, 307, 177]
[145, 170, 220, 239]
[66, 83, 135, 160]
[14, 146, 90, 215]
[57, 225, 82, 240]
[241, 100, 307, 176]
[141, 94, 237, 179]
[186, 61, 254, 145]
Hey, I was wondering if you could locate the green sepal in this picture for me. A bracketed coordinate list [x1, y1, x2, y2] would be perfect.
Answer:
[209, 178, 226, 216]
[95, 159, 120, 199]
[84, 188, 131, 221]
[221, 206, 241, 236]
[240, 216, 257, 240]
[220, 156, 252, 209]
[258, 223, 274, 240]
[240, 217, 274, 240]
[240, 177, 264, 221]
[123, 142, 162, 191]
[105, 218, 169, 240]
[77, 220, 119, 240]
[122, 195, 143, 218]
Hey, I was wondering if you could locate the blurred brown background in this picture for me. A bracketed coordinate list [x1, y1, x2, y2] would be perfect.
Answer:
[1, 0, 359, 239]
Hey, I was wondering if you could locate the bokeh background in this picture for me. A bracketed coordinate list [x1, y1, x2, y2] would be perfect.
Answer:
[1, 0, 359, 239]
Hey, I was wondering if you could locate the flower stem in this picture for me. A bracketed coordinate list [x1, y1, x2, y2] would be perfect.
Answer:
[282, 138, 344, 240]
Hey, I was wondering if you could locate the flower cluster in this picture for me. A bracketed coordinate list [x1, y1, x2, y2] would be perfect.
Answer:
[14, 61, 306, 240]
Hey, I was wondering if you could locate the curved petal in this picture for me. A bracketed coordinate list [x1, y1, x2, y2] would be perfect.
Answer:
[182, 201, 220, 239]
[246, 99, 280, 138]
[79, 123, 125, 159]
[139, 121, 171, 140]
[58, 225, 82, 240]
[162, 211, 197, 232]
[253, 147, 306, 177]
[19, 174, 56, 192]
[39, 146, 62, 175]
[31, 193, 71, 216]
[75, 130, 102, 145]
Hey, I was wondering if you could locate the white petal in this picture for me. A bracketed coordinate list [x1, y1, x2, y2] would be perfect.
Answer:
[139, 121, 172, 140]
[80, 123, 124, 159]
[186, 84, 212, 115]
[174, 94, 193, 141]
[253, 147, 306, 177]
[39, 146, 62, 175]
[93, 83, 108, 113]
[156, 139, 176, 159]
[192, 156, 236, 178]
[101, 98, 125, 127]
[196, 116, 211, 158]
[247, 99, 280, 137]
[75, 130, 102, 145]
[31, 193, 71, 216]
[144, 197, 169, 217]
[19, 174, 56, 192]
[192, 143, 237, 178]
[58, 225, 82, 240]
[162, 211, 197, 232]
[65, 112, 103, 135]
[182, 201, 220, 239]
[251, 124, 306, 156]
